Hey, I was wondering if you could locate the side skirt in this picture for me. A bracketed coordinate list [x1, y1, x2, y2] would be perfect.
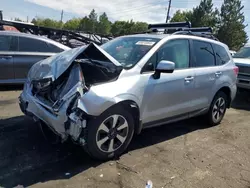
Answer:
[141, 108, 208, 130]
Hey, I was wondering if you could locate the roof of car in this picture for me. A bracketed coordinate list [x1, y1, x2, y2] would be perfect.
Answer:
[122, 33, 227, 47]
[121, 33, 170, 39]
[0, 31, 70, 50]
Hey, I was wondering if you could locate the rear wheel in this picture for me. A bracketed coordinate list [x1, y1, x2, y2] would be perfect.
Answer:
[84, 106, 134, 160]
[206, 91, 228, 126]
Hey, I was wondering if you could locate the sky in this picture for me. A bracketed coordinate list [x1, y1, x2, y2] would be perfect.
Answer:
[1, 0, 250, 39]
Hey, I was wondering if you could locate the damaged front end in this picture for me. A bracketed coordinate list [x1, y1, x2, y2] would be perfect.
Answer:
[19, 43, 122, 144]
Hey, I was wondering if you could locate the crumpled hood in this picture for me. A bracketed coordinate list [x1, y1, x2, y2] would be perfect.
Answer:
[233, 58, 250, 66]
[28, 43, 121, 81]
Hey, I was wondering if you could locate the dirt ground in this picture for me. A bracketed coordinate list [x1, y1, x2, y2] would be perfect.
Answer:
[0, 86, 250, 188]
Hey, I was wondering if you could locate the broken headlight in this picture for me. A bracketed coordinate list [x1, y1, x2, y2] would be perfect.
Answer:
[32, 77, 53, 93]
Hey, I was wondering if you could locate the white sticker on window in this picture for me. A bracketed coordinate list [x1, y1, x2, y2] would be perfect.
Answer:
[136, 41, 156, 46]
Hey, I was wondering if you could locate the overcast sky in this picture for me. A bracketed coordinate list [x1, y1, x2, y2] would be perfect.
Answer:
[2, 0, 250, 40]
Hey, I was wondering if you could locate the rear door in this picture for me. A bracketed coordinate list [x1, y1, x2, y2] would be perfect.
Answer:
[0, 35, 17, 82]
[13, 36, 55, 82]
[190, 39, 218, 110]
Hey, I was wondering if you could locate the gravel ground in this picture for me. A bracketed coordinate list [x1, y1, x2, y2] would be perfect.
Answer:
[0, 86, 250, 188]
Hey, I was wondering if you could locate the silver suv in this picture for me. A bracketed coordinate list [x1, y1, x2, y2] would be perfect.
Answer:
[19, 24, 238, 160]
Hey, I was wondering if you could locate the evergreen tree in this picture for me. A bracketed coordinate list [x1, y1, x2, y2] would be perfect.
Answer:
[97, 12, 111, 35]
[217, 0, 248, 50]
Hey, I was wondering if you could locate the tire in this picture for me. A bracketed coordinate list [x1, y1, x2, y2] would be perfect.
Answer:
[206, 91, 228, 126]
[84, 105, 135, 161]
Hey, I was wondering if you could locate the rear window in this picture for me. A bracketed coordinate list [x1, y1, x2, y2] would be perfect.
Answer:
[193, 40, 216, 67]
[47, 43, 64, 53]
[212, 44, 230, 65]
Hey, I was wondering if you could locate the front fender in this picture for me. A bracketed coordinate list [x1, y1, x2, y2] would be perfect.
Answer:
[77, 90, 141, 117]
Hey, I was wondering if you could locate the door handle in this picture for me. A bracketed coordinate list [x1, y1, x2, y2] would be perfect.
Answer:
[215, 71, 222, 77]
[0, 56, 12, 60]
[185, 76, 194, 81]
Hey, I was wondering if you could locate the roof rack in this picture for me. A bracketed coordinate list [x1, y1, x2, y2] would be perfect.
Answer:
[146, 21, 218, 41]
[148, 21, 191, 30]
[172, 27, 219, 41]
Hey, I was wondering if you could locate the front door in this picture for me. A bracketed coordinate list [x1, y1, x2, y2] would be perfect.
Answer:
[140, 39, 195, 125]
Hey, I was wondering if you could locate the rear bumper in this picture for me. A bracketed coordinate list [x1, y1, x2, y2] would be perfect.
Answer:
[237, 75, 250, 90]
[229, 83, 237, 105]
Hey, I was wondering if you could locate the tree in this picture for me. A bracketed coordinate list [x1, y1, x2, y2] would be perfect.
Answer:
[171, 0, 219, 31]
[88, 9, 98, 33]
[31, 17, 62, 28]
[217, 0, 248, 50]
[97, 12, 111, 35]
[79, 16, 91, 32]
[64, 18, 81, 30]
[110, 21, 127, 36]
[170, 10, 193, 22]
[131, 22, 148, 33]
[192, 0, 217, 27]
[14, 18, 24, 22]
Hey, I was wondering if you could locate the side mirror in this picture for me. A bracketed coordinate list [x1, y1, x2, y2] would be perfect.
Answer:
[153, 60, 175, 79]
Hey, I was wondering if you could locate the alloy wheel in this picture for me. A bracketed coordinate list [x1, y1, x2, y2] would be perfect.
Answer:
[212, 97, 226, 123]
[96, 114, 129, 153]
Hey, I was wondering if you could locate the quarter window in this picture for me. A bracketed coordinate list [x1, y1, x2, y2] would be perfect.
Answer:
[19, 37, 50, 52]
[193, 40, 215, 67]
[47, 43, 64, 53]
[212, 44, 230, 65]
[142, 39, 190, 72]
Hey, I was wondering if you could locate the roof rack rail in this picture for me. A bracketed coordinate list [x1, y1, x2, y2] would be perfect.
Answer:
[148, 21, 191, 30]
[181, 27, 212, 33]
[172, 30, 219, 41]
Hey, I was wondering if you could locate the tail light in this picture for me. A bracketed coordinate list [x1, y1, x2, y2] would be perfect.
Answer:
[233, 66, 239, 76]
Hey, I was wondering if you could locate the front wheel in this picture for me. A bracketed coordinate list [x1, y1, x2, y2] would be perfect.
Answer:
[84, 106, 134, 161]
[206, 91, 228, 126]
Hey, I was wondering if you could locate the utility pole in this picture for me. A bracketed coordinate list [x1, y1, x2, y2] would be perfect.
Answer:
[60, 10, 64, 23]
[60, 10, 64, 29]
[166, 0, 172, 23]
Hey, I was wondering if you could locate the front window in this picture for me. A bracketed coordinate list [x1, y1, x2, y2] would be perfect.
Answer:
[101, 36, 160, 68]
[233, 46, 250, 58]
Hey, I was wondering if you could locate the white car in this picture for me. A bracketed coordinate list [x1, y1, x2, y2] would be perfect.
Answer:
[233, 44, 250, 90]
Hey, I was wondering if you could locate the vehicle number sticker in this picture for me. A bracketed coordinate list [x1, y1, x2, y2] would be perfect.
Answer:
[136, 41, 156, 46]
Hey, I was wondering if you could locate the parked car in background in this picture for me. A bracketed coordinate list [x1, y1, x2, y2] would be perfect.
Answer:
[19, 28, 238, 160]
[0, 31, 70, 84]
[229, 50, 236, 56]
[233, 44, 250, 90]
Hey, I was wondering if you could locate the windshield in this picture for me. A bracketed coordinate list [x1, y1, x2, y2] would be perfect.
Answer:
[101, 36, 160, 68]
[233, 47, 250, 58]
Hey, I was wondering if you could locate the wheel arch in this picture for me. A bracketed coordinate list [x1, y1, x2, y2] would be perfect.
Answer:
[215, 86, 231, 108]
[106, 100, 142, 135]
